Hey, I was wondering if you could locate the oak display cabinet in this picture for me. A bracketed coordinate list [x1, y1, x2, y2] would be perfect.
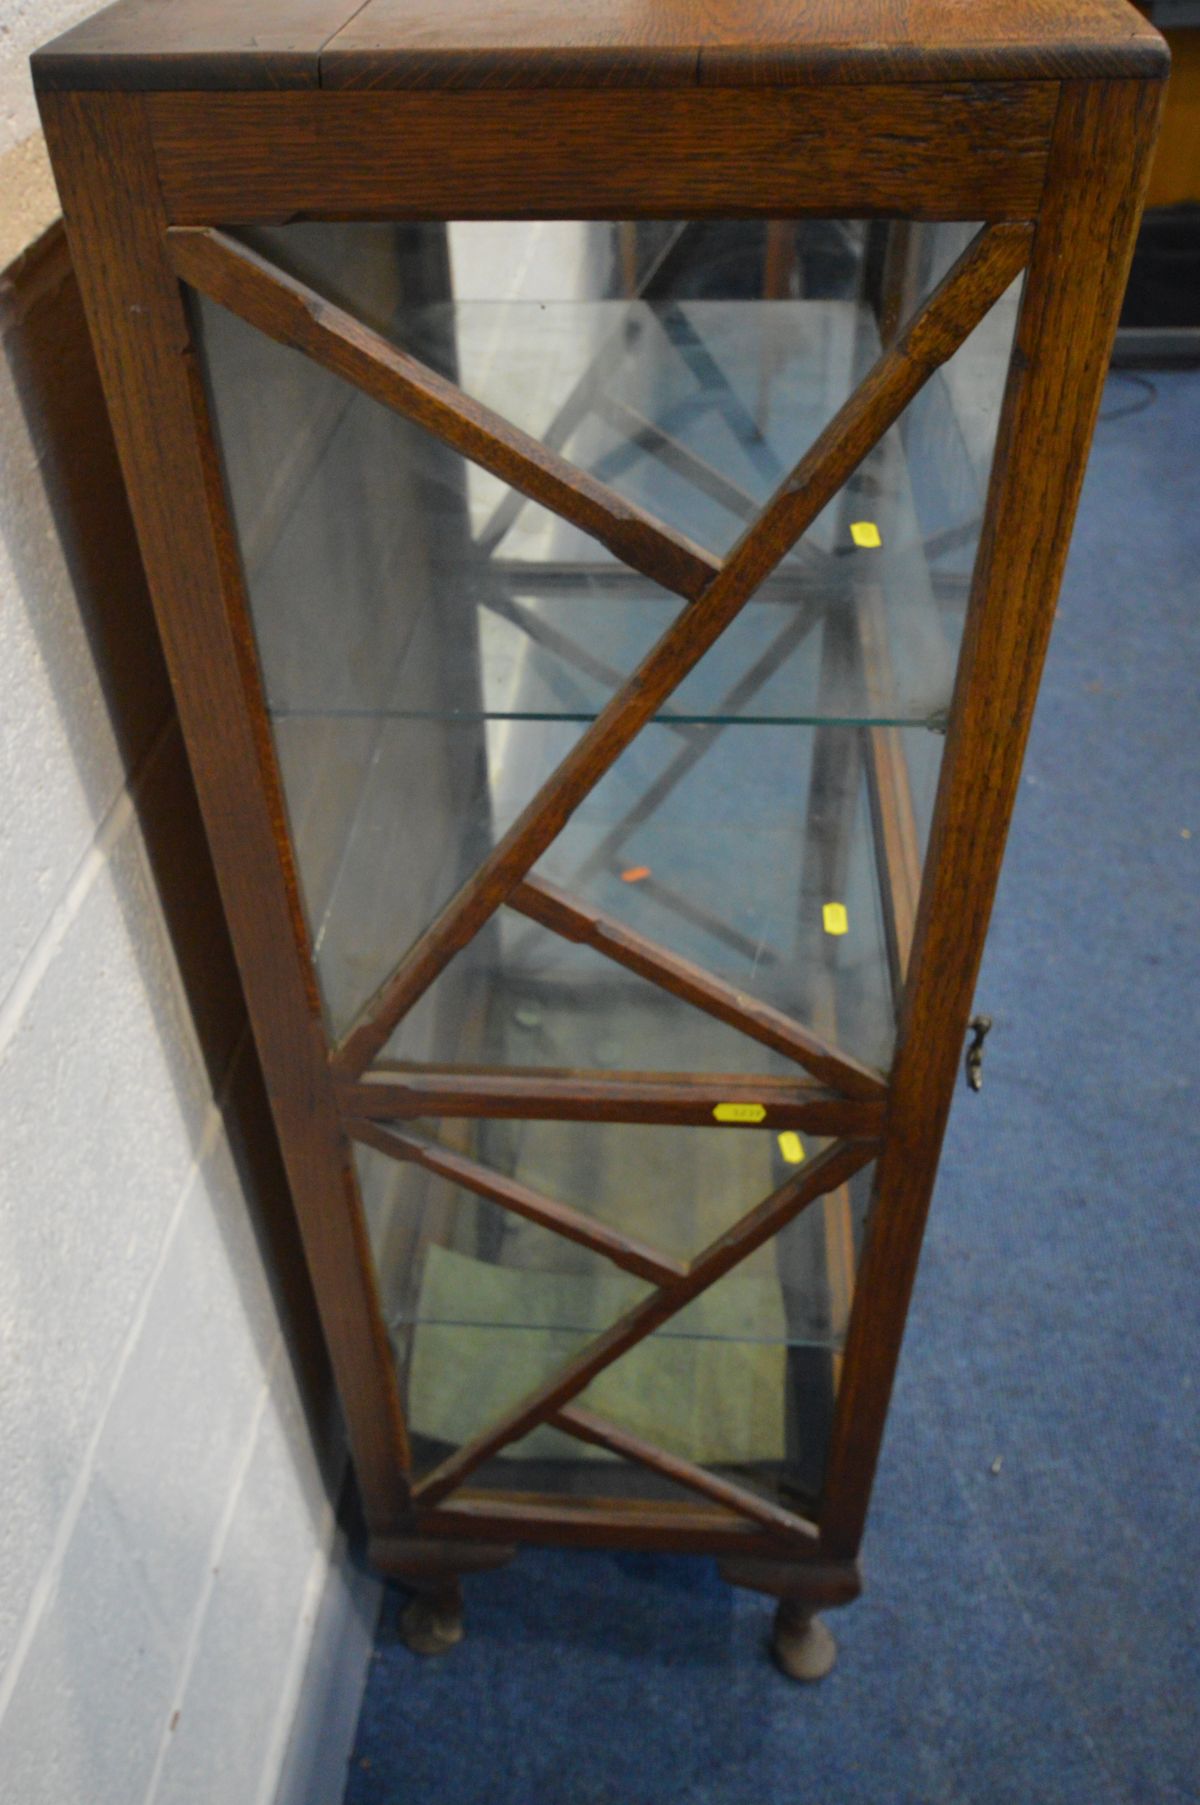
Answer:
[35, 0, 1166, 1680]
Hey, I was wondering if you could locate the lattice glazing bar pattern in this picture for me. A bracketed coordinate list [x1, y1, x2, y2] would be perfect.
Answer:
[179, 214, 1032, 1516]
[184, 222, 1017, 1068]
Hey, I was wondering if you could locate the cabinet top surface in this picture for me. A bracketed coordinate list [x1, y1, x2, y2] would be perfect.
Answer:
[34, 0, 1167, 92]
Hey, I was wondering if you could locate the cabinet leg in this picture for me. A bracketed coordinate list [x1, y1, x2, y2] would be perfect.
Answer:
[771, 1600, 837, 1683]
[719, 1552, 858, 1682]
[399, 1578, 465, 1658]
[371, 1533, 517, 1659]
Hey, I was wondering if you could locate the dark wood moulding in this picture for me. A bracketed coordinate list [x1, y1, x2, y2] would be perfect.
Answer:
[337, 1069, 887, 1134]
[143, 86, 1059, 224]
[509, 876, 888, 1101]
[345, 1117, 687, 1288]
[33, 0, 1167, 93]
[551, 1404, 820, 1543]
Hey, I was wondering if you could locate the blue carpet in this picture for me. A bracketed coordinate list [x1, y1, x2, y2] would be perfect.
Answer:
[343, 368, 1200, 1805]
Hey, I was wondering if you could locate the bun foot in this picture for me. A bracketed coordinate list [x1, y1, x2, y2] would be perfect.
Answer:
[771, 1601, 837, 1682]
[400, 1590, 464, 1657]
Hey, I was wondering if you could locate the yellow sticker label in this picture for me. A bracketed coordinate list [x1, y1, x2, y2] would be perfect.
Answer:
[713, 1102, 767, 1124]
[823, 901, 849, 936]
[850, 520, 882, 548]
[777, 1131, 806, 1165]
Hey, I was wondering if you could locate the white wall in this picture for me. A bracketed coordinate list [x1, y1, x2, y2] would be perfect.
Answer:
[0, 9, 376, 1802]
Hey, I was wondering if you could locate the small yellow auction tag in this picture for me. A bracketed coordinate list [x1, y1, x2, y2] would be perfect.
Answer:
[823, 901, 849, 936]
[777, 1132, 806, 1165]
[850, 520, 882, 548]
[713, 1102, 767, 1124]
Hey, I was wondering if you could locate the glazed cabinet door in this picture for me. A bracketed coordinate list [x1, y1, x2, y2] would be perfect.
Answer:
[181, 215, 1024, 1527]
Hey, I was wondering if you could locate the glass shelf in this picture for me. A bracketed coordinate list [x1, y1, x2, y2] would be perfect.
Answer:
[261, 511, 960, 729]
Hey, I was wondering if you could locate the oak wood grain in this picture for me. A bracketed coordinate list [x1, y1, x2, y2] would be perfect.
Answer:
[509, 875, 887, 1101]
[34, 0, 1168, 91]
[33, 0, 365, 90]
[551, 1404, 819, 1542]
[344, 1117, 686, 1286]
[35, 22, 1166, 1612]
[145, 85, 1058, 225]
[414, 1494, 812, 1556]
[337, 1070, 886, 1135]
[821, 77, 1168, 1560]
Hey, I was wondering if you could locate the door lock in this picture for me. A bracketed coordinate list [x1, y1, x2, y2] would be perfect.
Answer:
[965, 1016, 992, 1093]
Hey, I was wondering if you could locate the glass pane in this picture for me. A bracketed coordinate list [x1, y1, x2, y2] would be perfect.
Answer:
[355, 1137, 649, 1465]
[192, 217, 1017, 1509]
[359, 1133, 873, 1496]
[193, 217, 1017, 1045]
[380, 722, 896, 1072]
[208, 218, 1017, 727]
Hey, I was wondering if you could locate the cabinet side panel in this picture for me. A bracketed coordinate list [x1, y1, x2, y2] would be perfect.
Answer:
[37, 89, 410, 1526]
[821, 75, 1167, 1558]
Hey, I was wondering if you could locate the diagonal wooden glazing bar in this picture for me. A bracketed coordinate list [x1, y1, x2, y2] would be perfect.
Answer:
[516, 590, 832, 983]
[562, 592, 825, 925]
[486, 579, 818, 737]
[335, 222, 1033, 1080]
[485, 554, 842, 968]
[344, 1116, 684, 1288]
[167, 226, 720, 605]
[565, 244, 921, 939]
[500, 585, 823, 931]
[501, 567, 824, 939]
[509, 875, 886, 1100]
[413, 1136, 878, 1507]
[551, 1404, 818, 1542]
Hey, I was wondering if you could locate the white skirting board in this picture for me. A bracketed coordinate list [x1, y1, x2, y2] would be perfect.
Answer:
[272, 1475, 383, 1805]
